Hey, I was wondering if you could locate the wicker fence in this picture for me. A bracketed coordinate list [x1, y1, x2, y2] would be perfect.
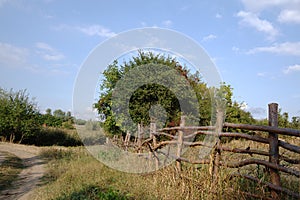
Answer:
[116, 103, 300, 199]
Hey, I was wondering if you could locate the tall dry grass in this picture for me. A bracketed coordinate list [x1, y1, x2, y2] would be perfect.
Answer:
[32, 134, 299, 200]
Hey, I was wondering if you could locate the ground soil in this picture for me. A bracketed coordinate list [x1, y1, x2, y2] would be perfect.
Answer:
[0, 142, 46, 200]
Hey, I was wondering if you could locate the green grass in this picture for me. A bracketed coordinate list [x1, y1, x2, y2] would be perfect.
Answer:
[0, 151, 24, 191]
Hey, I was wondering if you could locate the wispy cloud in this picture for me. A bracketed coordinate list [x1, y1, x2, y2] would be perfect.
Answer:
[215, 13, 222, 19]
[257, 72, 266, 77]
[237, 11, 278, 40]
[232, 46, 240, 52]
[283, 64, 300, 74]
[36, 42, 65, 61]
[76, 25, 116, 38]
[202, 34, 217, 42]
[241, 0, 300, 26]
[247, 42, 300, 56]
[278, 9, 300, 24]
[53, 24, 116, 38]
[180, 5, 190, 12]
[162, 20, 173, 28]
[0, 42, 29, 67]
[241, 0, 300, 12]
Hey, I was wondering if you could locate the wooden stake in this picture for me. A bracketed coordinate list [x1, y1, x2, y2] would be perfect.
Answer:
[176, 115, 185, 172]
[268, 103, 281, 199]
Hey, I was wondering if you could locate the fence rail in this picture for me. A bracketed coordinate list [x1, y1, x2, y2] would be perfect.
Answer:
[113, 103, 300, 199]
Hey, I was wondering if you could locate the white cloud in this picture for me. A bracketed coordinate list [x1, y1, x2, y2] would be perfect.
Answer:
[0, 42, 29, 67]
[237, 11, 278, 40]
[53, 24, 116, 38]
[162, 20, 173, 28]
[241, 0, 300, 12]
[283, 64, 300, 74]
[247, 42, 300, 56]
[202, 34, 217, 42]
[232, 46, 240, 52]
[257, 72, 266, 77]
[278, 9, 300, 23]
[76, 25, 116, 38]
[215, 13, 222, 19]
[36, 42, 53, 51]
[36, 42, 65, 61]
[180, 5, 190, 12]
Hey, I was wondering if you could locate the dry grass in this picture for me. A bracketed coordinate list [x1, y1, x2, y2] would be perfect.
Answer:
[32, 135, 299, 200]
[0, 152, 24, 191]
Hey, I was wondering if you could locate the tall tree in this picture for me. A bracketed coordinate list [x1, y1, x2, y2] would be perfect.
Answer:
[95, 51, 254, 136]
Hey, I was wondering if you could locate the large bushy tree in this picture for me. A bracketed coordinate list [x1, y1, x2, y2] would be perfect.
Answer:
[95, 51, 255, 136]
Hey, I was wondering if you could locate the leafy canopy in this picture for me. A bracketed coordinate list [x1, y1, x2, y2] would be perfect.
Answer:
[0, 88, 40, 142]
[95, 51, 255, 135]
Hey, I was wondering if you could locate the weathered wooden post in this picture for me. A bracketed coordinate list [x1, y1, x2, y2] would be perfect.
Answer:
[268, 103, 281, 199]
[124, 130, 131, 151]
[214, 110, 223, 177]
[137, 123, 143, 154]
[210, 109, 224, 184]
[150, 118, 159, 170]
[176, 115, 185, 172]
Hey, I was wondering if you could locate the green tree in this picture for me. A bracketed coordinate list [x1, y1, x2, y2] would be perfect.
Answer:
[45, 108, 52, 115]
[291, 116, 300, 129]
[95, 51, 255, 136]
[278, 110, 289, 128]
[53, 109, 66, 118]
[0, 88, 40, 143]
[95, 51, 203, 135]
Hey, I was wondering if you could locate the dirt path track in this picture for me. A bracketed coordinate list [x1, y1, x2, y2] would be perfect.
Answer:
[0, 142, 46, 200]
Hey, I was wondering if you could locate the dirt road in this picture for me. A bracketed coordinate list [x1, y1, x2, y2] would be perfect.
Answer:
[0, 142, 46, 200]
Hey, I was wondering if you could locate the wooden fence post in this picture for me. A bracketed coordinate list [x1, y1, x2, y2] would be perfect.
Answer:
[124, 131, 131, 151]
[150, 119, 159, 170]
[210, 109, 224, 183]
[137, 123, 143, 154]
[268, 103, 281, 199]
[176, 115, 185, 172]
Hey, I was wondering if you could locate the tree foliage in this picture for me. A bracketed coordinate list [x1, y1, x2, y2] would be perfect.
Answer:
[95, 51, 255, 136]
[39, 108, 74, 129]
[0, 88, 40, 143]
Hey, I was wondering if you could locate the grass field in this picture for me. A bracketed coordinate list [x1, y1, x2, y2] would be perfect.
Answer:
[31, 133, 299, 200]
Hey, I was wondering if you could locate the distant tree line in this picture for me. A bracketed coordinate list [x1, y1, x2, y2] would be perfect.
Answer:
[256, 109, 300, 129]
[39, 108, 75, 129]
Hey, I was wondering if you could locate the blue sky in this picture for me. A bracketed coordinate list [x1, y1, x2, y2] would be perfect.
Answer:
[0, 0, 299, 120]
